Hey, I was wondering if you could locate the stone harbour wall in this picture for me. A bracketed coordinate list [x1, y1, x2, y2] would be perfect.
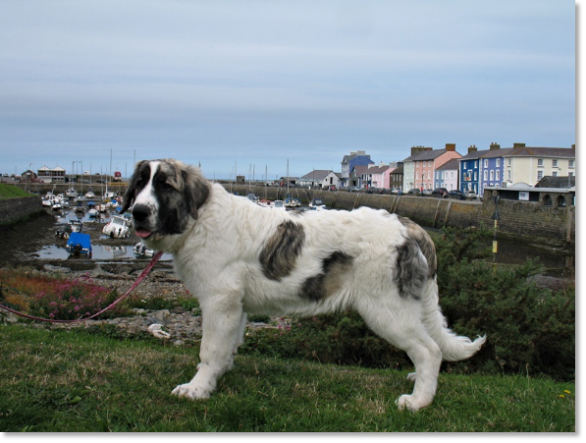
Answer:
[226, 184, 575, 248]
[0, 196, 43, 225]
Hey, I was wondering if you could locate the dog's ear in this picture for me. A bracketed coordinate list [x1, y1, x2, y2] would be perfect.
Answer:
[121, 160, 149, 214]
[181, 164, 210, 219]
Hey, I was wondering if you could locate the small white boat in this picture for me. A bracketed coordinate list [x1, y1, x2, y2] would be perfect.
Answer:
[85, 191, 96, 199]
[65, 188, 78, 198]
[273, 200, 286, 211]
[134, 242, 155, 258]
[284, 197, 301, 208]
[102, 215, 131, 238]
[51, 202, 62, 211]
[309, 198, 326, 211]
[88, 208, 99, 218]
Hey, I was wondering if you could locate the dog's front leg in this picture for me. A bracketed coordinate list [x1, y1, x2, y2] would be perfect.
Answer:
[172, 297, 243, 400]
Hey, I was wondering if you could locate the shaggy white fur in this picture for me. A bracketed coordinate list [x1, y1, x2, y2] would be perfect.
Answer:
[124, 159, 486, 411]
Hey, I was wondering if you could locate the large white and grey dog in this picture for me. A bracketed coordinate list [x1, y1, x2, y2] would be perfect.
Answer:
[122, 159, 485, 411]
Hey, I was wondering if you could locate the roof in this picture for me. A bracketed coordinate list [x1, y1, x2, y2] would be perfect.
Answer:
[536, 176, 576, 188]
[390, 166, 404, 175]
[435, 158, 460, 171]
[403, 148, 455, 162]
[341, 152, 372, 163]
[365, 165, 391, 174]
[459, 149, 492, 161]
[504, 147, 575, 158]
[478, 147, 515, 158]
[300, 170, 332, 181]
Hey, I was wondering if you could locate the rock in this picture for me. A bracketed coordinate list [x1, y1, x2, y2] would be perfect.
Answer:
[43, 264, 71, 273]
[154, 309, 171, 322]
[173, 340, 184, 346]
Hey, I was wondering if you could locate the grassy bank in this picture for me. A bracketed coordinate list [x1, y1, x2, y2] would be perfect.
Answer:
[0, 183, 34, 199]
[0, 325, 575, 432]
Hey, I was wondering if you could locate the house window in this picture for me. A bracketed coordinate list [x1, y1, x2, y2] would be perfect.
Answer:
[552, 171, 558, 177]
[463, 162, 467, 169]
[474, 171, 477, 181]
[507, 170, 511, 180]
[569, 172, 574, 177]
[537, 158, 544, 167]
[508, 158, 512, 166]
[428, 161, 432, 167]
[474, 161, 478, 168]
[490, 170, 494, 180]
[552, 159, 558, 168]
[496, 170, 500, 181]
[569, 160, 575, 168]
[496, 158, 500, 167]
[428, 171, 431, 179]
[537, 170, 544, 181]
[483, 170, 488, 180]
[484, 159, 488, 168]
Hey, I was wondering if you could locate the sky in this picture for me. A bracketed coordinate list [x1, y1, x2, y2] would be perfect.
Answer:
[0, 0, 576, 180]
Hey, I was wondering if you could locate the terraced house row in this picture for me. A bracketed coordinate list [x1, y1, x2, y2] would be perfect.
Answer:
[298, 144, 576, 198]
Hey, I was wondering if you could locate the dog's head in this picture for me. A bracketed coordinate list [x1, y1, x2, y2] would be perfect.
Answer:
[121, 159, 210, 242]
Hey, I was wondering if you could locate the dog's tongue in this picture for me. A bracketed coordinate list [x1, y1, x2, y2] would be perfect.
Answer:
[135, 229, 152, 238]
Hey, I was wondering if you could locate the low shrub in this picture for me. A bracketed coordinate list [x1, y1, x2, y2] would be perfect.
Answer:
[0, 269, 129, 320]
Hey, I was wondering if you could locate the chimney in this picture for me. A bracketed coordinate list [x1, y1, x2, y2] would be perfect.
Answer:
[445, 143, 456, 152]
[513, 143, 525, 148]
[572, 144, 575, 150]
[410, 146, 425, 155]
[425, 147, 432, 151]
[490, 142, 500, 151]
[468, 144, 477, 154]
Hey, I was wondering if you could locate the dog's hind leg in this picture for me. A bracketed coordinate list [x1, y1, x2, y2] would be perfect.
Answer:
[171, 296, 244, 400]
[233, 312, 248, 357]
[357, 301, 442, 412]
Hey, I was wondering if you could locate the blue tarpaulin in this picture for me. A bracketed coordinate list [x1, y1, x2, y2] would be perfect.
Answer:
[66, 232, 92, 256]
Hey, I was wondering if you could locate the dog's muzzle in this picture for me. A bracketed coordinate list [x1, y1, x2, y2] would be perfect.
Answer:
[132, 204, 155, 239]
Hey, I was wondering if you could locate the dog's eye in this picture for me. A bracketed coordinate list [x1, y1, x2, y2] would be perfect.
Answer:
[162, 182, 175, 192]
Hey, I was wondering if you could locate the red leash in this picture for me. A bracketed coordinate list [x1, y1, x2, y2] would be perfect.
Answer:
[0, 251, 164, 324]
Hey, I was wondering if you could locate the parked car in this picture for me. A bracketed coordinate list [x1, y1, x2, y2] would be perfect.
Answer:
[407, 189, 421, 196]
[422, 189, 433, 196]
[447, 190, 465, 200]
[431, 187, 448, 198]
[465, 191, 480, 200]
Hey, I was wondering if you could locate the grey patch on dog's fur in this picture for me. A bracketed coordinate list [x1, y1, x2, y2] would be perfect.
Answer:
[394, 237, 429, 300]
[300, 251, 353, 302]
[259, 221, 305, 280]
[397, 216, 437, 279]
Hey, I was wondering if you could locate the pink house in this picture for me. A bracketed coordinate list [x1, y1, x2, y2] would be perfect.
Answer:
[412, 144, 462, 191]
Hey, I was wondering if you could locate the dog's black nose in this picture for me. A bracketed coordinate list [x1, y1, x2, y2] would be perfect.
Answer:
[132, 204, 151, 222]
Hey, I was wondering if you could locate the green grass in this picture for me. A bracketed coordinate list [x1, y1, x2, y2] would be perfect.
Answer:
[0, 325, 575, 432]
[0, 183, 34, 199]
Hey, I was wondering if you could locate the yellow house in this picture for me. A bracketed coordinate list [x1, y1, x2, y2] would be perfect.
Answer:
[502, 144, 575, 186]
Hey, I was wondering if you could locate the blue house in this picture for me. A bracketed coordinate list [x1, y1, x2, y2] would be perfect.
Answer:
[478, 145, 514, 194]
[340, 151, 374, 188]
[459, 145, 489, 195]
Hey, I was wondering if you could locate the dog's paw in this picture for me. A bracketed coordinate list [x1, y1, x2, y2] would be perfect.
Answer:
[406, 372, 417, 382]
[171, 383, 211, 400]
[395, 394, 425, 412]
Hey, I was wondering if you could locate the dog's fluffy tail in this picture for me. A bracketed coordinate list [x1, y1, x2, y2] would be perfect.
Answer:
[421, 278, 486, 362]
